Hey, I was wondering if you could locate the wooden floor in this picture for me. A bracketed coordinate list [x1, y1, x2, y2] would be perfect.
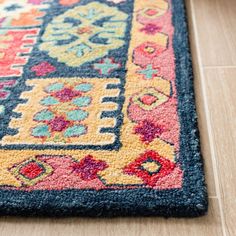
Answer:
[1, 0, 236, 235]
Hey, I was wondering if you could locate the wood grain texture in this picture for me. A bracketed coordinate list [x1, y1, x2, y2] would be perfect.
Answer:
[204, 68, 236, 236]
[192, 0, 236, 66]
[186, 0, 217, 197]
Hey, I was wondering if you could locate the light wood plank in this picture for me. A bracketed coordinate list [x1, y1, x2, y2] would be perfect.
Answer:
[185, 0, 217, 197]
[205, 68, 236, 236]
[0, 199, 223, 236]
[192, 0, 236, 66]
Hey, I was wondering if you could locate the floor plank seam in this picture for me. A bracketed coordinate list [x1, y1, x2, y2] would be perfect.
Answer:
[204, 66, 236, 69]
[190, 1, 227, 235]
[208, 196, 218, 199]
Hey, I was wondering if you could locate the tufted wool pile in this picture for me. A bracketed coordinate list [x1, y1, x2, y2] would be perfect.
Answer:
[0, 0, 207, 217]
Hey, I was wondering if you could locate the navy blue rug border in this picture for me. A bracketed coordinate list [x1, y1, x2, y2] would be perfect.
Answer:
[0, 0, 208, 217]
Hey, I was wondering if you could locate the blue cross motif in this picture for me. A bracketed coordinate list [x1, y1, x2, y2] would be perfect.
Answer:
[137, 64, 159, 79]
[94, 58, 120, 75]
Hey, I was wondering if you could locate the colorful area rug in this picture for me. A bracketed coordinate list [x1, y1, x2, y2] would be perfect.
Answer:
[0, 0, 208, 217]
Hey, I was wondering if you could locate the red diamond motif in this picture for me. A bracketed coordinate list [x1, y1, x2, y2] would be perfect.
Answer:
[19, 161, 45, 179]
[124, 150, 175, 187]
[140, 94, 158, 105]
[145, 9, 158, 16]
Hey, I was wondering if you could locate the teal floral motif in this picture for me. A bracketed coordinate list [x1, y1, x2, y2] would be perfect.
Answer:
[66, 110, 88, 121]
[32, 124, 51, 138]
[39, 2, 128, 67]
[72, 96, 91, 107]
[32, 82, 92, 141]
[44, 83, 64, 93]
[64, 125, 87, 138]
[74, 83, 93, 92]
[40, 96, 59, 106]
[33, 109, 54, 122]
